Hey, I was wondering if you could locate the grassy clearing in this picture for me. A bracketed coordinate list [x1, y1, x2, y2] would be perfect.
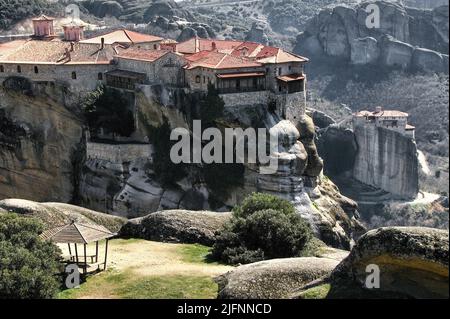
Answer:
[57, 239, 233, 299]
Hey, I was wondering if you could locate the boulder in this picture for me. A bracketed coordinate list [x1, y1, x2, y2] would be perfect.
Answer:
[296, 227, 449, 298]
[119, 210, 231, 246]
[380, 35, 414, 69]
[412, 48, 446, 73]
[0, 199, 126, 232]
[297, 115, 323, 177]
[177, 27, 197, 42]
[311, 110, 336, 129]
[245, 22, 269, 45]
[216, 257, 340, 299]
[350, 37, 380, 65]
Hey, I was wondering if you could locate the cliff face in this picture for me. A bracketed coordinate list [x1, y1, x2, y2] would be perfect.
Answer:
[352, 124, 419, 199]
[0, 84, 84, 202]
[294, 1, 449, 73]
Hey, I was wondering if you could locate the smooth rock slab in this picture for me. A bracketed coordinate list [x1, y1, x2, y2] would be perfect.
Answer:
[119, 210, 231, 246]
[216, 257, 340, 299]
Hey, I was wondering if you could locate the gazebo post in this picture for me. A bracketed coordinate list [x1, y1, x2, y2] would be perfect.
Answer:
[83, 244, 87, 275]
[95, 241, 99, 263]
[74, 243, 79, 264]
[104, 239, 109, 270]
[68, 243, 72, 259]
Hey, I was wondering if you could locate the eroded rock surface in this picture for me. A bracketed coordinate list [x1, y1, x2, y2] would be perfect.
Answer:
[296, 226, 449, 298]
[120, 210, 231, 246]
[0, 198, 126, 232]
[216, 256, 341, 299]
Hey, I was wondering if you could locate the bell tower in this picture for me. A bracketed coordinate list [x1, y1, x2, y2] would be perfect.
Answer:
[63, 21, 85, 42]
[32, 15, 55, 38]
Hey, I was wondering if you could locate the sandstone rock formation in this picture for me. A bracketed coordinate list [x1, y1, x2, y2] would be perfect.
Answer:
[295, 227, 449, 298]
[294, 1, 449, 73]
[352, 123, 419, 199]
[120, 210, 231, 246]
[0, 84, 84, 203]
[216, 257, 340, 299]
[0, 198, 126, 232]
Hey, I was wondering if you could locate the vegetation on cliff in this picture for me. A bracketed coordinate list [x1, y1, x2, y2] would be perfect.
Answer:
[212, 193, 313, 265]
[83, 85, 135, 139]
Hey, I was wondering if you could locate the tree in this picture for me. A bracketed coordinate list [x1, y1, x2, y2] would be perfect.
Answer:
[148, 119, 187, 187]
[198, 83, 225, 128]
[0, 214, 62, 299]
[83, 85, 135, 138]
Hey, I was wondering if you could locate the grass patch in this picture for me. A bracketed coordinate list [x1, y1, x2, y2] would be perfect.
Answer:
[58, 270, 218, 299]
[298, 283, 331, 299]
[178, 244, 216, 264]
[117, 275, 218, 299]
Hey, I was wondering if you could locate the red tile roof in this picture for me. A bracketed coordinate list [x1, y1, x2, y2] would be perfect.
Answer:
[81, 29, 163, 45]
[177, 37, 308, 64]
[0, 40, 116, 65]
[176, 38, 244, 54]
[355, 110, 409, 117]
[32, 15, 54, 21]
[277, 73, 305, 82]
[115, 47, 172, 62]
[216, 72, 265, 78]
[184, 50, 262, 70]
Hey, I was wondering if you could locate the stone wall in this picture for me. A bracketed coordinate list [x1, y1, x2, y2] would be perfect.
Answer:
[352, 124, 419, 199]
[273, 91, 306, 121]
[0, 63, 111, 94]
[86, 142, 154, 163]
[115, 52, 186, 86]
[220, 90, 269, 107]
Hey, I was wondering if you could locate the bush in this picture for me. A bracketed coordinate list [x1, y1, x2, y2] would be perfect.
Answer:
[0, 214, 62, 299]
[233, 192, 296, 218]
[212, 193, 313, 265]
[83, 85, 135, 138]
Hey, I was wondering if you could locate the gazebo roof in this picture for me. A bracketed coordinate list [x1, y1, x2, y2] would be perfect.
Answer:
[40, 221, 116, 244]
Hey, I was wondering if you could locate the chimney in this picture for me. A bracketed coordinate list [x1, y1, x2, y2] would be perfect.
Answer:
[65, 48, 71, 61]
[375, 106, 383, 113]
[101, 37, 105, 50]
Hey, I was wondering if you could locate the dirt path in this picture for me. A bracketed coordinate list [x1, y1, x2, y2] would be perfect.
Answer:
[58, 239, 232, 281]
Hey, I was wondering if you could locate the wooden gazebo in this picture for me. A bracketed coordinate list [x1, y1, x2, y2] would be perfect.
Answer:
[40, 221, 116, 274]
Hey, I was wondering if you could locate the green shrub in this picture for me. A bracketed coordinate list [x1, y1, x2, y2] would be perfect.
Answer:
[212, 194, 313, 265]
[233, 192, 296, 218]
[0, 214, 62, 299]
[83, 85, 135, 138]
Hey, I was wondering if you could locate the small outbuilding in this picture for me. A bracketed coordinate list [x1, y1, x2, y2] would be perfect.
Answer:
[40, 221, 116, 274]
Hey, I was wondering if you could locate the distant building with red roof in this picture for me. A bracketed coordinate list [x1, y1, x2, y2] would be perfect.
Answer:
[353, 106, 415, 138]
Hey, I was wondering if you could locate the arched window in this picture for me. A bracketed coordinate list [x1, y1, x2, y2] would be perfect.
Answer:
[17, 65, 21, 73]
[34, 66, 39, 74]
[71, 71, 77, 80]
[0, 65, 4, 73]
[98, 72, 103, 80]
[153, 44, 157, 50]
[195, 75, 201, 83]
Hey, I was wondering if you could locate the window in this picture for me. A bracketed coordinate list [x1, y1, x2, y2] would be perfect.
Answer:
[17, 65, 21, 73]
[34, 66, 39, 74]
[153, 44, 158, 50]
[278, 67, 282, 75]
[289, 65, 292, 71]
[0, 65, 4, 73]
[98, 72, 103, 80]
[203, 76, 206, 84]
[195, 75, 201, 83]
[71, 71, 77, 80]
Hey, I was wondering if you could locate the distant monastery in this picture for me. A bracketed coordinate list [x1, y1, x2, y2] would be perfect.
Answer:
[0, 15, 308, 121]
